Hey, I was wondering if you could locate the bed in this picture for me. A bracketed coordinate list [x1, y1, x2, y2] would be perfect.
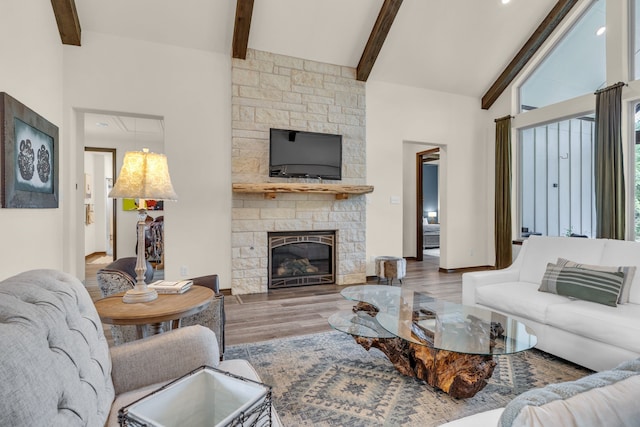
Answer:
[423, 221, 440, 249]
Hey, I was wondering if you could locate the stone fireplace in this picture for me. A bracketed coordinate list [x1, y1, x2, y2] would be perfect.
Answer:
[231, 49, 367, 294]
[268, 230, 335, 289]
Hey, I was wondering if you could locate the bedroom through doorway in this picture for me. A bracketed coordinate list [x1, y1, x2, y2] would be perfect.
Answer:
[416, 148, 440, 262]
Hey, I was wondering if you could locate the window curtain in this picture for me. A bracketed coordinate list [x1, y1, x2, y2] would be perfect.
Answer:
[495, 116, 512, 269]
[594, 82, 625, 240]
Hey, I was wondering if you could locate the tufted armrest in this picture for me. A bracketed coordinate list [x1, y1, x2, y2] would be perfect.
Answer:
[110, 325, 220, 395]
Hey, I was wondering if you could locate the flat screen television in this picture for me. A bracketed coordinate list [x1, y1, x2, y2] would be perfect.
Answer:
[269, 128, 342, 180]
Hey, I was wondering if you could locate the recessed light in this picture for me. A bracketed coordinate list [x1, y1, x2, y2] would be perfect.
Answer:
[96, 122, 109, 127]
[502, 0, 511, 4]
[596, 26, 606, 36]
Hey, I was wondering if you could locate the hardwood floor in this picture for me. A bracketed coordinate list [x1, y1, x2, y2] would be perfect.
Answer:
[223, 254, 467, 346]
[85, 253, 474, 348]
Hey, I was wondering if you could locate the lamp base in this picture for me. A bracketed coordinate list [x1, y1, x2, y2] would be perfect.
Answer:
[122, 208, 158, 304]
[123, 287, 158, 303]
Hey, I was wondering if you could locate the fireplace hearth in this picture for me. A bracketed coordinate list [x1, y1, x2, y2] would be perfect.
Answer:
[268, 230, 336, 289]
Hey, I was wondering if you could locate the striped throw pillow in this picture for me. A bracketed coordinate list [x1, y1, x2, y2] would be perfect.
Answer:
[539, 263, 625, 307]
[556, 258, 636, 304]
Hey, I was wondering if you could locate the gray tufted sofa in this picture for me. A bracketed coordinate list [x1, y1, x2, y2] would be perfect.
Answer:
[0, 269, 280, 426]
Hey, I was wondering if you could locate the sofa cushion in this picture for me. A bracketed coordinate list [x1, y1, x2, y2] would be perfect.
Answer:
[539, 263, 625, 307]
[555, 258, 636, 304]
[476, 281, 571, 324]
[499, 358, 640, 427]
[519, 236, 605, 285]
[546, 300, 640, 354]
[600, 239, 640, 304]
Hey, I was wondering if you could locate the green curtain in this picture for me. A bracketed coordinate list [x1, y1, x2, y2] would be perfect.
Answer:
[595, 82, 625, 240]
[495, 116, 512, 269]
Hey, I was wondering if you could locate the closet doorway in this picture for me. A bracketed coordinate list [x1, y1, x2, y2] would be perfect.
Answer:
[416, 148, 440, 262]
[84, 147, 117, 262]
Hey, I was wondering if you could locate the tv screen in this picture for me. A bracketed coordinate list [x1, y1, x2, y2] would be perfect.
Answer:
[269, 128, 342, 180]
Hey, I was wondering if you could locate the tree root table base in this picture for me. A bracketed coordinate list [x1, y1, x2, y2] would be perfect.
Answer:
[354, 336, 496, 398]
[350, 301, 497, 398]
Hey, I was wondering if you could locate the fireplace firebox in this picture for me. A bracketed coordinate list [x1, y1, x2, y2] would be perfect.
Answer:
[268, 230, 336, 289]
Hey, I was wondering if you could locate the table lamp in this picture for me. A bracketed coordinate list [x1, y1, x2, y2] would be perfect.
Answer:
[427, 211, 437, 223]
[109, 149, 177, 303]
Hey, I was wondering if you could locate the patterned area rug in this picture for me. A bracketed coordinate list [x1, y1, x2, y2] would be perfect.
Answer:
[225, 331, 592, 426]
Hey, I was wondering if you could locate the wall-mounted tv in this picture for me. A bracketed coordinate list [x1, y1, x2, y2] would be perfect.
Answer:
[269, 128, 342, 180]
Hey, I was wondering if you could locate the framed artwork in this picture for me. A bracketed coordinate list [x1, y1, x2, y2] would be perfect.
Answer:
[0, 92, 59, 208]
[123, 198, 164, 211]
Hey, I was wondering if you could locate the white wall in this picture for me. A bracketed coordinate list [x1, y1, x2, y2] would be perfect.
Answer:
[84, 152, 97, 255]
[366, 81, 492, 271]
[63, 32, 232, 287]
[0, 1, 64, 279]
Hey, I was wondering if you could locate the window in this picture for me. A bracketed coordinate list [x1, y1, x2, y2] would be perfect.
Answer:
[519, 0, 606, 112]
[634, 103, 640, 240]
[520, 115, 596, 238]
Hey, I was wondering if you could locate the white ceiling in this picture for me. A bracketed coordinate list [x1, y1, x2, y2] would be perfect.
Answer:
[84, 113, 164, 144]
[74, 0, 560, 99]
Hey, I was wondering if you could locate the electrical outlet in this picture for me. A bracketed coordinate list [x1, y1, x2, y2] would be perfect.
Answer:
[180, 266, 189, 277]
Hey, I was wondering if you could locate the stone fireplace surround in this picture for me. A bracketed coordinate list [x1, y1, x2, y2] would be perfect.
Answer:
[231, 49, 367, 295]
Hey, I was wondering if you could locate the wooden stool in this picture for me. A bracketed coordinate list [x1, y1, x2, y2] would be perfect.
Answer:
[375, 256, 406, 285]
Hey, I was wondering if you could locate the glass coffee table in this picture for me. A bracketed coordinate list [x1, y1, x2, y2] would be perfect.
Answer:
[328, 285, 537, 398]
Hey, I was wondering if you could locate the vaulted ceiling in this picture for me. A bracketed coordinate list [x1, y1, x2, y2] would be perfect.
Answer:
[54, 0, 580, 110]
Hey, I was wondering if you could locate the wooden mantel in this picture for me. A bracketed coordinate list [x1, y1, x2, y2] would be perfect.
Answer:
[232, 183, 374, 200]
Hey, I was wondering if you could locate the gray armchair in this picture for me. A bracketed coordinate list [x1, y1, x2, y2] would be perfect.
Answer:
[0, 269, 280, 426]
[96, 257, 225, 356]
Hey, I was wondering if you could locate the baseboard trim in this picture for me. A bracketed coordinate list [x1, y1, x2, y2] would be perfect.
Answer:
[438, 265, 495, 274]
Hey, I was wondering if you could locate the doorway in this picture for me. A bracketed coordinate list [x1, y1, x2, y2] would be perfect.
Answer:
[81, 111, 165, 270]
[84, 147, 117, 262]
[416, 148, 440, 262]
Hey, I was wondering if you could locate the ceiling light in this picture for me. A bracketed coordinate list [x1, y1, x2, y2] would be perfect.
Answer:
[596, 26, 606, 36]
[501, 0, 511, 4]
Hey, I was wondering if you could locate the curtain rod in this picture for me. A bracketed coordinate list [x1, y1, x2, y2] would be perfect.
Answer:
[594, 81, 627, 95]
[494, 115, 514, 123]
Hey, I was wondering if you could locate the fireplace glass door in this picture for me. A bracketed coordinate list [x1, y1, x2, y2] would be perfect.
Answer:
[268, 231, 335, 289]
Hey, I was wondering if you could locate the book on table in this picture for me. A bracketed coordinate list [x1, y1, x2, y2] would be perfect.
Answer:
[148, 280, 193, 294]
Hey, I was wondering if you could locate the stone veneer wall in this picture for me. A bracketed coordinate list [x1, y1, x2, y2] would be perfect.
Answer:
[231, 49, 367, 294]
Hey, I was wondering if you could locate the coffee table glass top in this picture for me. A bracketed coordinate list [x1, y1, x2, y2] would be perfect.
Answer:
[332, 285, 537, 356]
[327, 311, 396, 339]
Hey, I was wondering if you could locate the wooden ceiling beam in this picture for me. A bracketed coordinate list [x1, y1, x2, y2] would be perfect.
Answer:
[232, 0, 255, 59]
[357, 0, 403, 82]
[51, 0, 81, 46]
[481, 0, 579, 110]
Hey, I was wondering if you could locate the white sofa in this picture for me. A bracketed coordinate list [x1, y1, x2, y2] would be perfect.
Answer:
[439, 358, 640, 427]
[463, 235, 640, 372]
[438, 235, 640, 426]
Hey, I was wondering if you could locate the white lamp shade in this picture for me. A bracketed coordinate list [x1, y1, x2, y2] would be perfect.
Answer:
[427, 211, 437, 218]
[109, 150, 178, 200]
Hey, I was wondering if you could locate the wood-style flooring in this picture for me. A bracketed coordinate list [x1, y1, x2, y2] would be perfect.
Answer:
[223, 254, 466, 346]
[85, 253, 479, 347]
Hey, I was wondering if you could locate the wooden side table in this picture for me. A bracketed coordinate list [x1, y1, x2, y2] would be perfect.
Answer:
[95, 285, 214, 339]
